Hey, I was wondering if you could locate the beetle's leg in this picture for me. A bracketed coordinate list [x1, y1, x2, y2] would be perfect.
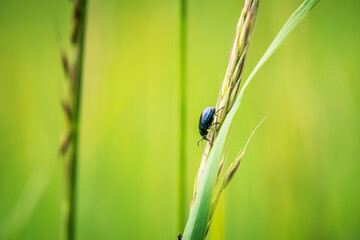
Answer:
[198, 136, 213, 156]
[210, 122, 221, 135]
[204, 137, 212, 146]
[201, 137, 212, 156]
[210, 122, 220, 128]
[215, 106, 224, 115]
[214, 107, 224, 129]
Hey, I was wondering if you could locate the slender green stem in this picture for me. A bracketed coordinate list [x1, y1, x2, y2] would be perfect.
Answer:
[178, 0, 187, 234]
[63, 0, 88, 239]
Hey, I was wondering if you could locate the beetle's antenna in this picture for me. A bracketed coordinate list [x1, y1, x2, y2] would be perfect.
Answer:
[197, 137, 203, 146]
[197, 137, 207, 156]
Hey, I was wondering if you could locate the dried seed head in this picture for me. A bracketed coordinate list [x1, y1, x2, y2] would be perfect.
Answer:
[217, 0, 259, 120]
[221, 150, 245, 190]
[61, 100, 72, 121]
[59, 132, 71, 155]
[72, 0, 81, 44]
[61, 52, 70, 77]
[191, 0, 259, 211]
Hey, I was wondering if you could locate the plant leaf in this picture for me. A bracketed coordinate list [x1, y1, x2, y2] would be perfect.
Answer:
[182, 0, 319, 239]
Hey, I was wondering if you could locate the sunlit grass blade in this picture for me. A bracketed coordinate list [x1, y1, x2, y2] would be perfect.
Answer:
[182, 0, 319, 239]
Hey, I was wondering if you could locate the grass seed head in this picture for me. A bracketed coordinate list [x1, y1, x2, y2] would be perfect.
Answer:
[191, 0, 259, 210]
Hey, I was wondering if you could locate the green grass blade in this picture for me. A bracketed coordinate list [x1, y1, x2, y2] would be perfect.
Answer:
[240, 0, 319, 97]
[182, 0, 318, 239]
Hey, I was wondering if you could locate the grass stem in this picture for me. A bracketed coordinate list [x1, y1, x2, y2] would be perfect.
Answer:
[60, 0, 88, 239]
[178, 0, 187, 233]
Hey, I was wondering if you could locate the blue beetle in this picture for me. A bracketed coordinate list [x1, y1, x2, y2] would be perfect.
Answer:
[197, 107, 222, 155]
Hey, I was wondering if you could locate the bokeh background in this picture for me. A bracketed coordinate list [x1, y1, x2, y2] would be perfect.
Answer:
[0, 0, 359, 239]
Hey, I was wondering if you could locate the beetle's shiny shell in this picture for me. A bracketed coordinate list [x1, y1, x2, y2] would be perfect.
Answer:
[199, 107, 216, 136]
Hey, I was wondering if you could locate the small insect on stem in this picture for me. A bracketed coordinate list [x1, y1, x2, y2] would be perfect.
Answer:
[197, 107, 223, 156]
[177, 233, 183, 240]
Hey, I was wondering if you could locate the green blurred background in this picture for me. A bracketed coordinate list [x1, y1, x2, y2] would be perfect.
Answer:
[0, 0, 359, 239]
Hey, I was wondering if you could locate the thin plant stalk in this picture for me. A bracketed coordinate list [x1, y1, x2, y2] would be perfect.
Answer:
[59, 0, 88, 239]
[178, 0, 187, 233]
